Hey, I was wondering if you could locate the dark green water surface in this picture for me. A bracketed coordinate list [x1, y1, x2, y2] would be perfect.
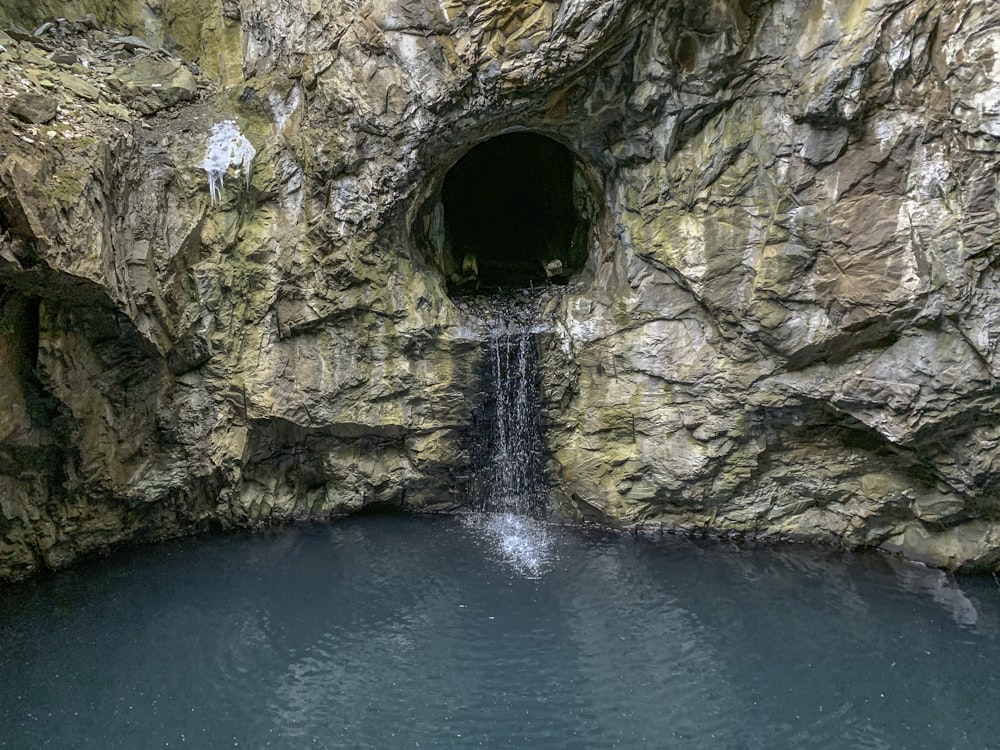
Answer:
[1, 514, 998, 748]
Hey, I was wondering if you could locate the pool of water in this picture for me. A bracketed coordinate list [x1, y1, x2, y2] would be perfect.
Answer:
[1, 514, 998, 749]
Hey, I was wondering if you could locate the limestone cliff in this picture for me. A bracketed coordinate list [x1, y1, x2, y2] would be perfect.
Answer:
[1, 0, 998, 578]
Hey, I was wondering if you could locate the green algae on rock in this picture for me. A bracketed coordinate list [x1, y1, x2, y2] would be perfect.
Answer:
[1, 0, 1000, 578]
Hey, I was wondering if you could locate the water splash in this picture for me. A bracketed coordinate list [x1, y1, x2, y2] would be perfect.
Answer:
[465, 512, 553, 578]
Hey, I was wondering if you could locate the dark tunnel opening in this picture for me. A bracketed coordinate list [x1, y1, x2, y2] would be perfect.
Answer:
[440, 133, 592, 293]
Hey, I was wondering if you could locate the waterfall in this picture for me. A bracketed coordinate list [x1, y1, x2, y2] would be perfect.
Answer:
[465, 298, 553, 577]
[477, 322, 547, 516]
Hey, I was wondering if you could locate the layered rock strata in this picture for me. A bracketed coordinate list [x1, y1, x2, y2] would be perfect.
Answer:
[1, 0, 999, 578]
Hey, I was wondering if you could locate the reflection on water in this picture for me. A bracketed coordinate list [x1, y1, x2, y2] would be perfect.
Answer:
[1, 516, 999, 749]
[887, 556, 980, 627]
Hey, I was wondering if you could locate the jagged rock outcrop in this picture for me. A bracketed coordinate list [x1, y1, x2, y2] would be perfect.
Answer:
[1, 0, 999, 578]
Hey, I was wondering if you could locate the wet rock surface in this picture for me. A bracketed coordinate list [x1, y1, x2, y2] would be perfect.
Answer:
[1, 0, 999, 578]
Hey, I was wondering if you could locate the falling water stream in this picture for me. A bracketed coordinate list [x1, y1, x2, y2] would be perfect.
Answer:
[464, 296, 554, 577]
[479, 320, 546, 515]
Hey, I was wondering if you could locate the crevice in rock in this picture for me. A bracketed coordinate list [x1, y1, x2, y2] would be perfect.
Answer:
[350, 500, 406, 516]
[709, 402, 917, 512]
[0, 290, 62, 435]
[782, 322, 902, 371]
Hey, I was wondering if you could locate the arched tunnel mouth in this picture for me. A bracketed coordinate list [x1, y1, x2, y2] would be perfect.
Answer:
[433, 132, 595, 294]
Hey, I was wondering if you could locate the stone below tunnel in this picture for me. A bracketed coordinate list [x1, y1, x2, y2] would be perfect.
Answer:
[441, 132, 592, 292]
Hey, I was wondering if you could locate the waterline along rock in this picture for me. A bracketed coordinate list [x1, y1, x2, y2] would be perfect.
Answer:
[1, 0, 999, 578]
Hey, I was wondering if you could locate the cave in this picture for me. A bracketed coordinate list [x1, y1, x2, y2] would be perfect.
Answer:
[439, 132, 592, 293]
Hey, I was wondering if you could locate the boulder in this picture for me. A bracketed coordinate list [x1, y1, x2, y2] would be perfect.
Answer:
[108, 58, 196, 113]
[9, 91, 57, 123]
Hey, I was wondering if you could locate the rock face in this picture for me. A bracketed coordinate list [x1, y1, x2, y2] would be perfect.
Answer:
[1, 0, 999, 579]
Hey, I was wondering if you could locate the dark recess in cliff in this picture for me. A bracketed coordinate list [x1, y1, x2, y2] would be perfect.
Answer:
[442, 133, 590, 292]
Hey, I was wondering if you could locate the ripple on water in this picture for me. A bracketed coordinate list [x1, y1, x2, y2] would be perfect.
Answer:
[1, 516, 1000, 749]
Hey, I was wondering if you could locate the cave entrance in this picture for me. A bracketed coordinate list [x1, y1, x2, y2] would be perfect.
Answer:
[439, 132, 593, 293]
